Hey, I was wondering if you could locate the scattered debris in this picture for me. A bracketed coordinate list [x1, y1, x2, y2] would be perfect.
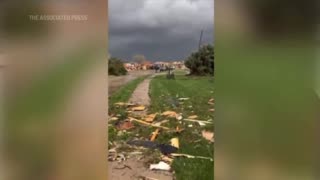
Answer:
[202, 130, 214, 142]
[175, 126, 185, 133]
[183, 119, 213, 124]
[153, 120, 169, 126]
[127, 151, 144, 157]
[132, 105, 146, 111]
[109, 117, 119, 121]
[127, 103, 136, 106]
[109, 76, 215, 180]
[178, 97, 190, 101]
[108, 153, 126, 162]
[108, 148, 117, 153]
[175, 114, 183, 120]
[131, 119, 170, 130]
[170, 138, 179, 149]
[161, 155, 174, 164]
[208, 98, 215, 105]
[116, 120, 135, 130]
[187, 115, 198, 119]
[114, 102, 135, 107]
[127, 140, 178, 155]
[117, 131, 125, 136]
[170, 153, 213, 161]
[157, 144, 178, 155]
[114, 102, 127, 106]
[150, 161, 171, 171]
[111, 92, 214, 178]
[144, 113, 157, 122]
[198, 121, 206, 126]
[161, 111, 177, 117]
[150, 128, 160, 141]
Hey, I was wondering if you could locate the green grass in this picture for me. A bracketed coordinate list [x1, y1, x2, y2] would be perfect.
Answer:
[108, 71, 214, 179]
[149, 72, 214, 180]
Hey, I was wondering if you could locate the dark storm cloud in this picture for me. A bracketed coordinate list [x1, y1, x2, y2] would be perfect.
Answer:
[109, 0, 214, 61]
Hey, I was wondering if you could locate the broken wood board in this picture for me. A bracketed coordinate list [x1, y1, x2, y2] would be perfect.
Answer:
[170, 153, 213, 161]
[150, 128, 160, 141]
[131, 119, 170, 130]
[183, 119, 213, 124]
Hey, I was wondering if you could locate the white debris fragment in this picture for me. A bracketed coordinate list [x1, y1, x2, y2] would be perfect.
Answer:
[178, 98, 189, 101]
[198, 121, 206, 126]
[149, 161, 171, 171]
[175, 114, 183, 120]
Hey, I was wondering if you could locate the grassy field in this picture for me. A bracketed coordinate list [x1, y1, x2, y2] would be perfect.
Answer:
[149, 72, 214, 180]
[108, 71, 214, 180]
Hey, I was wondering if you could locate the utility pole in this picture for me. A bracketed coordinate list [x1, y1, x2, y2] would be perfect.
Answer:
[198, 30, 204, 51]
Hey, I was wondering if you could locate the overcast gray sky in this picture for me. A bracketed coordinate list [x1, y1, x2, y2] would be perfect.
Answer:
[109, 0, 214, 61]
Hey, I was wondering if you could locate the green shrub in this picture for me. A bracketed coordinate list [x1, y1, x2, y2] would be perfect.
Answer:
[185, 44, 214, 76]
[108, 57, 128, 76]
